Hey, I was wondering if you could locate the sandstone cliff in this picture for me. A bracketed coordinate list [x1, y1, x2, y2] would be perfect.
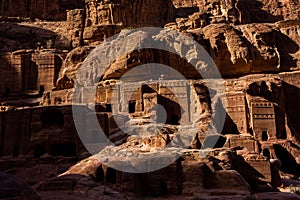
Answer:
[1, 1, 300, 199]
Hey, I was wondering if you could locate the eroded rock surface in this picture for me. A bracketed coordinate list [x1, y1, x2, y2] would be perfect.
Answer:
[1, 0, 300, 199]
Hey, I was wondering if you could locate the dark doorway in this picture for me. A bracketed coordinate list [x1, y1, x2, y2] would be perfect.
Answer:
[12, 146, 19, 157]
[171, 114, 179, 125]
[5, 87, 10, 96]
[34, 144, 46, 158]
[39, 85, 45, 96]
[50, 143, 76, 157]
[158, 96, 182, 125]
[262, 130, 269, 141]
[40, 109, 64, 129]
[280, 129, 287, 139]
[159, 181, 168, 195]
[262, 148, 271, 159]
[106, 168, 116, 184]
[95, 166, 104, 182]
[128, 101, 136, 113]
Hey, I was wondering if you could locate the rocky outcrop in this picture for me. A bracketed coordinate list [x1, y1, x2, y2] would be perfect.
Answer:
[172, 0, 300, 27]
[1, 0, 299, 76]
[237, 0, 300, 24]
[85, 0, 175, 28]
[57, 46, 94, 88]
[83, 0, 175, 45]
[61, 147, 279, 197]
[1, 0, 300, 199]
[0, 0, 84, 20]
[200, 23, 280, 76]
[0, 23, 58, 52]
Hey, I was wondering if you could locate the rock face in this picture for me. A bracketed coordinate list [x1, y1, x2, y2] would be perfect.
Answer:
[1, 0, 300, 199]
[172, 0, 300, 26]
[201, 21, 300, 75]
[85, 0, 175, 27]
[0, 23, 57, 52]
[83, 0, 175, 45]
[1, 0, 300, 75]
[0, 50, 64, 96]
[58, 46, 94, 84]
[0, 0, 84, 20]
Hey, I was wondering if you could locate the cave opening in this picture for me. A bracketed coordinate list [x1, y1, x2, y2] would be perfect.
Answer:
[12, 146, 19, 157]
[262, 130, 269, 141]
[128, 100, 136, 113]
[170, 114, 179, 125]
[106, 167, 116, 184]
[40, 109, 64, 129]
[158, 96, 181, 125]
[34, 144, 47, 158]
[280, 129, 287, 139]
[95, 166, 104, 182]
[50, 143, 76, 157]
[159, 181, 168, 195]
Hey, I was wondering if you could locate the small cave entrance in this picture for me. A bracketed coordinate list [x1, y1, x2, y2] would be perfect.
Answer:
[74, 30, 80, 37]
[280, 129, 287, 139]
[34, 144, 47, 158]
[262, 148, 271, 159]
[50, 143, 76, 157]
[158, 96, 181, 125]
[170, 114, 180, 125]
[262, 130, 269, 141]
[12, 146, 19, 157]
[106, 167, 116, 184]
[128, 100, 136, 113]
[159, 181, 168, 195]
[95, 166, 105, 182]
[40, 109, 64, 129]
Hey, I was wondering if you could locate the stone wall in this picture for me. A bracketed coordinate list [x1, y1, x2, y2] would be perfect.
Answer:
[0, 50, 63, 97]
[83, 0, 175, 44]
[221, 93, 248, 134]
[0, 109, 31, 156]
[171, 0, 300, 25]
[0, 0, 84, 20]
[32, 52, 62, 92]
[0, 53, 31, 96]
[0, 105, 86, 157]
